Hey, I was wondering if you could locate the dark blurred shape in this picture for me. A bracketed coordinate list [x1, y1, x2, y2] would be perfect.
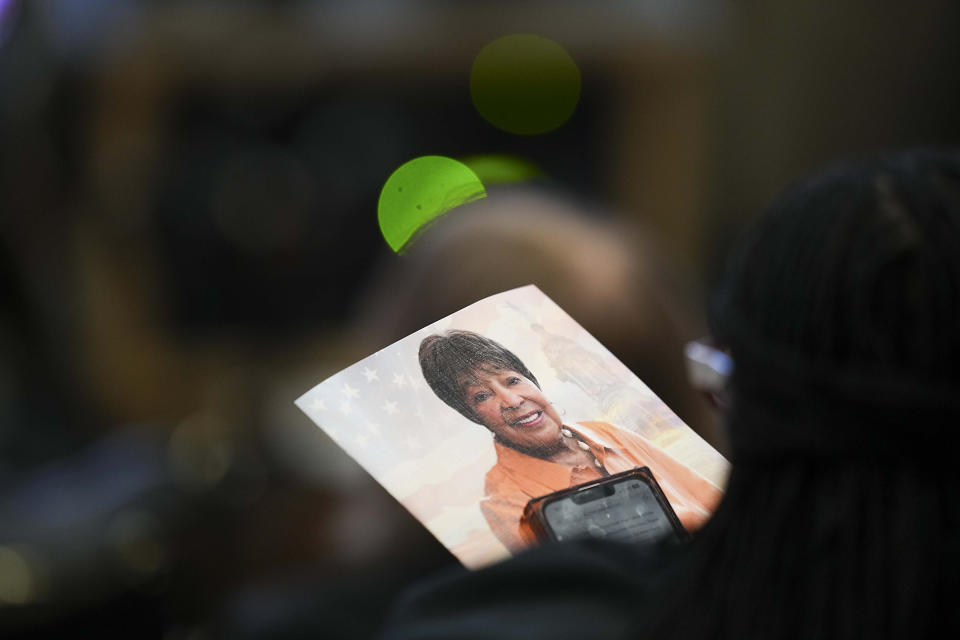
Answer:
[706, 0, 960, 269]
[0, 428, 177, 636]
[151, 89, 390, 335]
[0, 0, 20, 47]
[149, 80, 606, 338]
[209, 554, 453, 640]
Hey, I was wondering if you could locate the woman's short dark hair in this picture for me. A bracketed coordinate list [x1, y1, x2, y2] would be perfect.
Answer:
[419, 330, 540, 425]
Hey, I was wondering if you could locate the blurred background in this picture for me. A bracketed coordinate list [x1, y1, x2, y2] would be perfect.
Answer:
[1, 0, 958, 637]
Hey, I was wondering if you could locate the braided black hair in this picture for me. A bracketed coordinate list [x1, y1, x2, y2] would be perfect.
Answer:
[646, 149, 960, 639]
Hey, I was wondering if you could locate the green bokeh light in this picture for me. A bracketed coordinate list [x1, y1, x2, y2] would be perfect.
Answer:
[470, 34, 581, 136]
[378, 156, 487, 253]
[459, 154, 543, 185]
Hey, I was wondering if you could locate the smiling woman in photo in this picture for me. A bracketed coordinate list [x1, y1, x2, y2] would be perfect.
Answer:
[418, 330, 721, 552]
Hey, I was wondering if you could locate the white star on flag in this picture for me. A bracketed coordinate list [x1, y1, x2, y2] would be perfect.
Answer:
[392, 372, 407, 388]
[309, 399, 327, 411]
[362, 367, 379, 383]
[414, 406, 425, 419]
[354, 434, 369, 450]
[365, 420, 381, 436]
[407, 375, 424, 391]
[381, 400, 398, 415]
[339, 400, 353, 415]
[342, 383, 360, 400]
[406, 436, 423, 450]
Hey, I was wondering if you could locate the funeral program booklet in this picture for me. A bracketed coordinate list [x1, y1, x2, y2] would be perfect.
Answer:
[296, 285, 728, 569]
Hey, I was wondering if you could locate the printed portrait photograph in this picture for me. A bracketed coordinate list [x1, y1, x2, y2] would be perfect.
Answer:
[297, 285, 728, 568]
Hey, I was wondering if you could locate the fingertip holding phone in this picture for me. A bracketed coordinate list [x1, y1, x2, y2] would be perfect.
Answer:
[522, 468, 689, 546]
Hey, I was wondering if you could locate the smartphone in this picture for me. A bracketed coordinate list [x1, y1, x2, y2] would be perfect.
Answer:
[522, 467, 688, 545]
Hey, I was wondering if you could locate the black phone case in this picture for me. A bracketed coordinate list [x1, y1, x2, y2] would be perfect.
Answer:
[522, 467, 689, 544]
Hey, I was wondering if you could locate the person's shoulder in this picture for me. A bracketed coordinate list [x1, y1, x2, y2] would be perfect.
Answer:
[574, 419, 631, 434]
[381, 539, 676, 640]
[482, 446, 538, 498]
[574, 420, 647, 446]
[483, 458, 513, 491]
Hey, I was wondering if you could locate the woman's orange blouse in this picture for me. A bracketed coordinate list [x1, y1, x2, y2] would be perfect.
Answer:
[480, 420, 723, 552]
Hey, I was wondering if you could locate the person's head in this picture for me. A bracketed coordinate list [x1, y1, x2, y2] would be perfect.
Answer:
[650, 149, 960, 639]
[709, 149, 960, 461]
[418, 330, 564, 453]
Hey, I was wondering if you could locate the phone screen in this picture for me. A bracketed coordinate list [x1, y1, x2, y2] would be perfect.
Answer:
[541, 474, 680, 544]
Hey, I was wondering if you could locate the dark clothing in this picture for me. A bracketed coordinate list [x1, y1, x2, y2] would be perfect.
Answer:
[380, 539, 680, 640]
